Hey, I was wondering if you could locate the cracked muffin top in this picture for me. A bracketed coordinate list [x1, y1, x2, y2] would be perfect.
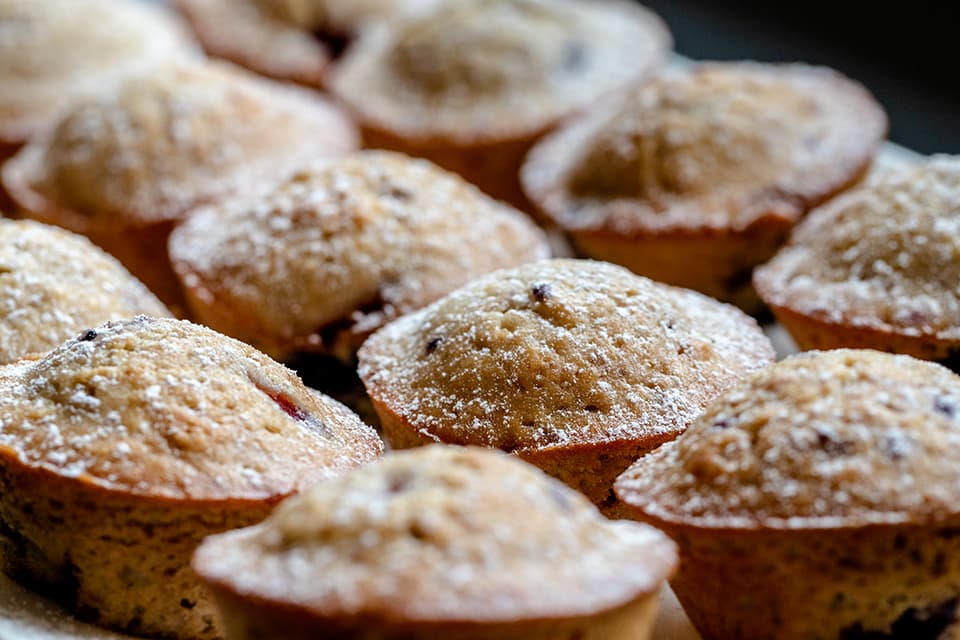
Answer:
[358, 259, 774, 453]
[0, 220, 170, 364]
[194, 445, 676, 621]
[755, 157, 960, 342]
[3, 61, 357, 233]
[616, 349, 960, 529]
[169, 151, 549, 362]
[522, 62, 886, 234]
[0, 0, 195, 146]
[330, 0, 670, 143]
[0, 316, 382, 501]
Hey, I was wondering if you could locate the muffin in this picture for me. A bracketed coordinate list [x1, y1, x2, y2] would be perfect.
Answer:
[616, 349, 960, 639]
[3, 61, 358, 310]
[194, 445, 677, 640]
[521, 62, 887, 311]
[0, 0, 194, 156]
[755, 156, 960, 364]
[0, 219, 171, 365]
[169, 151, 550, 364]
[175, 0, 438, 87]
[358, 259, 775, 511]
[0, 316, 382, 639]
[330, 0, 670, 208]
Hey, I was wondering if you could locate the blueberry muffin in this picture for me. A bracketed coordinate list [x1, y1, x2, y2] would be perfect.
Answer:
[358, 259, 774, 511]
[616, 349, 960, 639]
[755, 156, 960, 364]
[522, 62, 887, 311]
[175, 0, 438, 87]
[0, 0, 194, 156]
[0, 219, 170, 365]
[330, 0, 670, 208]
[194, 445, 677, 640]
[3, 61, 358, 310]
[0, 316, 382, 639]
[169, 151, 549, 364]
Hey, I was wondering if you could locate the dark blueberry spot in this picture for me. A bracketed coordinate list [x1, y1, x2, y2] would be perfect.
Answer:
[250, 379, 331, 437]
[180, 599, 196, 610]
[883, 436, 908, 461]
[815, 429, 853, 456]
[561, 41, 588, 71]
[383, 184, 412, 201]
[584, 404, 600, 413]
[425, 336, 443, 354]
[531, 282, 552, 303]
[840, 596, 959, 639]
[934, 396, 956, 419]
[666, 319, 676, 330]
[79, 329, 97, 342]
[712, 419, 731, 430]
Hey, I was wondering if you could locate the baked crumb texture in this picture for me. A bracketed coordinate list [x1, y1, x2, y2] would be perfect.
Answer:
[330, 0, 670, 208]
[0, 0, 195, 147]
[522, 62, 887, 311]
[616, 349, 960, 639]
[0, 316, 382, 639]
[194, 445, 677, 640]
[3, 61, 358, 309]
[756, 156, 960, 363]
[358, 259, 774, 511]
[0, 219, 170, 365]
[170, 151, 549, 363]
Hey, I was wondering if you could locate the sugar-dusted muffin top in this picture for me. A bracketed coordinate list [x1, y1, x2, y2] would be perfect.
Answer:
[0, 316, 382, 501]
[331, 0, 670, 141]
[0, 220, 170, 364]
[0, 0, 195, 145]
[523, 62, 886, 233]
[4, 61, 357, 231]
[755, 157, 960, 340]
[194, 445, 676, 621]
[359, 259, 774, 452]
[170, 151, 550, 361]
[616, 349, 960, 529]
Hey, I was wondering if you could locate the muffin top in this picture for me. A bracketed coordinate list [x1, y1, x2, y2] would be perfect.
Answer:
[0, 316, 382, 501]
[170, 151, 549, 361]
[0, 220, 170, 364]
[359, 259, 774, 452]
[755, 157, 960, 340]
[3, 61, 358, 232]
[0, 0, 194, 145]
[330, 0, 670, 142]
[194, 445, 676, 621]
[522, 63, 886, 234]
[616, 349, 960, 530]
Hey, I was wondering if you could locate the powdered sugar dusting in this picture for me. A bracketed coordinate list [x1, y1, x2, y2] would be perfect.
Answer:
[0, 317, 381, 500]
[359, 259, 774, 451]
[756, 156, 960, 339]
[617, 349, 960, 528]
[0, 220, 170, 364]
[194, 446, 676, 620]
[169, 151, 549, 360]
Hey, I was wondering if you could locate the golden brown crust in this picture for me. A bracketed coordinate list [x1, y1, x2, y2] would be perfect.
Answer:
[755, 156, 960, 359]
[170, 151, 549, 362]
[0, 316, 381, 639]
[0, 220, 171, 365]
[358, 259, 774, 506]
[0, 0, 196, 146]
[193, 446, 676, 638]
[522, 62, 886, 307]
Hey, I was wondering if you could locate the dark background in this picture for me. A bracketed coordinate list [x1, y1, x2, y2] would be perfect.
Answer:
[639, 0, 959, 154]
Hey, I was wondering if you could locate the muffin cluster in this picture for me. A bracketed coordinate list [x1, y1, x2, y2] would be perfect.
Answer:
[0, 1, 954, 640]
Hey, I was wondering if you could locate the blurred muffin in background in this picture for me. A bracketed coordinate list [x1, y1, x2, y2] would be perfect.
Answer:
[0, 219, 170, 364]
[3, 61, 358, 311]
[175, 0, 439, 88]
[755, 156, 960, 365]
[522, 62, 887, 312]
[330, 0, 671, 209]
[169, 151, 549, 365]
